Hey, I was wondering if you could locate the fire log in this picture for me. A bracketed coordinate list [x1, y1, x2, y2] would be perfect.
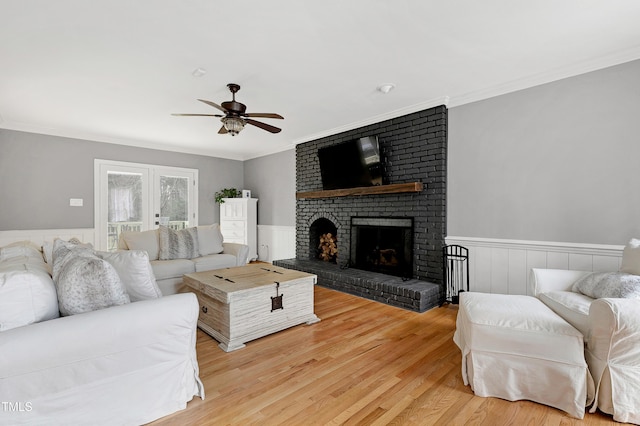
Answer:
[318, 232, 338, 262]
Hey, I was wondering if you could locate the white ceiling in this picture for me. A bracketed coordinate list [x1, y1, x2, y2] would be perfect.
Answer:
[2, 1, 640, 161]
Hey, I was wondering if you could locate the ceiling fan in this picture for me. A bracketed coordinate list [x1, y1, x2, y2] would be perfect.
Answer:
[172, 83, 283, 136]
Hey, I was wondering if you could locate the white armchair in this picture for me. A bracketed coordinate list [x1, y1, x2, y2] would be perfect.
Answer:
[531, 268, 640, 424]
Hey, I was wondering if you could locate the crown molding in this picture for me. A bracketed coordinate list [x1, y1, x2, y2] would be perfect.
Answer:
[0, 121, 247, 161]
[242, 143, 296, 161]
[448, 47, 640, 108]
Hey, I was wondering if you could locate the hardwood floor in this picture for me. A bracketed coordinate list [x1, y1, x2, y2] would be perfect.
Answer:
[152, 286, 616, 425]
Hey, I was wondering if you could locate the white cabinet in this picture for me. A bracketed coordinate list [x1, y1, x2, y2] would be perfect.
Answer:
[220, 198, 258, 261]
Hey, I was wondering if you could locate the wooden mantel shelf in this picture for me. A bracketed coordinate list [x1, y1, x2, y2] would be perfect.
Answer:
[296, 182, 423, 199]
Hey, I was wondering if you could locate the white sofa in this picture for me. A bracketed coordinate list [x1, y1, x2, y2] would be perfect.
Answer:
[531, 267, 640, 424]
[118, 224, 250, 295]
[0, 241, 204, 425]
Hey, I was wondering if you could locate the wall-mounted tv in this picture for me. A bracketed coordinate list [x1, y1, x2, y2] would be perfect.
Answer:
[318, 136, 384, 190]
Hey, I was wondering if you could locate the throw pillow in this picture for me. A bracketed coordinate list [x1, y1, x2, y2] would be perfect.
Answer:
[1, 241, 59, 330]
[0, 269, 59, 331]
[52, 239, 95, 281]
[52, 239, 130, 316]
[620, 238, 640, 275]
[572, 271, 640, 299]
[0, 241, 43, 262]
[96, 250, 162, 301]
[197, 224, 224, 255]
[121, 229, 160, 261]
[158, 226, 200, 260]
[43, 238, 92, 264]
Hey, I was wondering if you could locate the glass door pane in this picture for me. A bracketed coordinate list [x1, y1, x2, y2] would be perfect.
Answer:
[95, 160, 151, 252]
[159, 175, 189, 230]
[155, 166, 197, 230]
[107, 172, 144, 250]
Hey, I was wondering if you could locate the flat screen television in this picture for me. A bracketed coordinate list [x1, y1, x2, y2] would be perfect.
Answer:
[318, 136, 384, 190]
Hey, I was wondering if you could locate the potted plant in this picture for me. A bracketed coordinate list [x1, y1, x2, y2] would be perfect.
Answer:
[214, 188, 240, 204]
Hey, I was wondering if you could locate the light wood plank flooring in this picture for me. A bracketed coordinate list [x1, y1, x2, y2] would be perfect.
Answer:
[152, 286, 616, 425]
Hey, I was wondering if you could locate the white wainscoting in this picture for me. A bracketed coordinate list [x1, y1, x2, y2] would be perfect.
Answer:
[445, 236, 624, 296]
[257, 225, 296, 263]
[0, 228, 96, 248]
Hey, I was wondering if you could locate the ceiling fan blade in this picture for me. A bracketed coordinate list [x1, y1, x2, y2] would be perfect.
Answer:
[198, 99, 228, 113]
[245, 119, 281, 133]
[218, 125, 228, 134]
[243, 113, 284, 119]
[171, 113, 223, 117]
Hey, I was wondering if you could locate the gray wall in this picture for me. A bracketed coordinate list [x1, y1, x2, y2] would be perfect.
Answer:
[0, 129, 243, 230]
[243, 149, 296, 226]
[448, 59, 640, 245]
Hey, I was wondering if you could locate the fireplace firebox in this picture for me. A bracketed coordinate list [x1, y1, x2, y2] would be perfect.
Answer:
[350, 217, 413, 279]
[309, 218, 338, 263]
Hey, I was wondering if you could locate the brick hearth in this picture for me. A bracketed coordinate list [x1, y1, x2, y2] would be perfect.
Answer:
[274, 259, 441, 312]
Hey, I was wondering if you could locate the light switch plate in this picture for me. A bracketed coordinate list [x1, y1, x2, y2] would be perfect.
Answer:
[69, 198, 83, 207]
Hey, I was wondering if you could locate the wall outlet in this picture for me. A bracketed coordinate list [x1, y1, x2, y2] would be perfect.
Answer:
[69, 198, 83, 207]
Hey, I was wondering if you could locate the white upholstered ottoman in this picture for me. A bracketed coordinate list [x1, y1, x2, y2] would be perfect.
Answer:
[453, 292, 593, 419]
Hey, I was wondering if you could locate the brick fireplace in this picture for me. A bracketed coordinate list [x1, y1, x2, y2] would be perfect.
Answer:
[275, 105, 447, 312]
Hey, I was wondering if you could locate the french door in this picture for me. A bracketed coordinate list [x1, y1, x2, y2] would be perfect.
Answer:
[94, 160, 198, 251]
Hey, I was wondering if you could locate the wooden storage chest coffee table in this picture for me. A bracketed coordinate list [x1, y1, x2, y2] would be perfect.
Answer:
[182, 264, 320, 352]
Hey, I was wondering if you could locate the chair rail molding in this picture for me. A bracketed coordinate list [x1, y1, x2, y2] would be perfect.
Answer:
[0, 228, 96, 247]
[445, 236, 624, 296]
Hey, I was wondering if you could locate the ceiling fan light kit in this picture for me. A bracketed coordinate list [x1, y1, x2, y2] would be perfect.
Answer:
[222, 117, 245, 136]
[172, 83, 283, 136]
